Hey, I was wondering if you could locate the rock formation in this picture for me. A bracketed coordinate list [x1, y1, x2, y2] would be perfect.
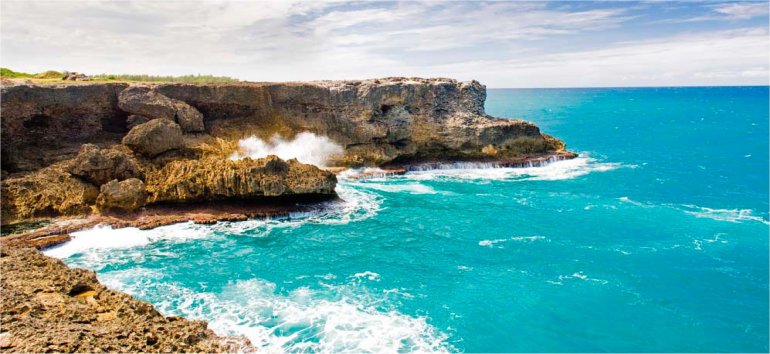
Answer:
[121, 119, 185, 157]
[144, 155, 337, 204]
[67, 144, 143, 186]
[0, 247, 251, 352]
[1, 78, 571, 173]
[118, 86, 205, 133]
[97, 178, 147, 211]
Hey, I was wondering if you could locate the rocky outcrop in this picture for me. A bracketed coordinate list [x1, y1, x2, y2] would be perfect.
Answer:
[67, 144, 143, 186]
[121, 119, 184, 157]
[1, 82, 128, 172]
[1, 165, 99, 225]
[1, 78, 570, 172]
[126, 114, 151, 129]
[0, 247, 251, 352]
[118, 86, 205, 133]
[145, 155, 337, 204]
[97, 178, 147, 211]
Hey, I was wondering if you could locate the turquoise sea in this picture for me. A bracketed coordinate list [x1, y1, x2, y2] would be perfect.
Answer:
[47, 87, 769, 352]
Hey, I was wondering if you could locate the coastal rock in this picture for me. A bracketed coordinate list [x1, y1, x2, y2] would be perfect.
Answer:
[67, 144, 143, 186]
[144, 155, 337, 204]
[0, 82, 128, 172]
[121, 119, 184, 157]
[0, 247, 251, 352]
[126, 114, 151, 130]
[0, 165, 99, 225]
[118, 86, 205, 133]
[96, 178, 147, 212]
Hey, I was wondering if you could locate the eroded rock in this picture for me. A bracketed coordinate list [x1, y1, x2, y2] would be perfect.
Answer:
[67, 144, 143, 186]
[97, 178, 147, 212]
[145, 155, 337, 204]
[0, 247, 251, 352]
[118, 86, 205, 133]
[121, 119, 184, 157]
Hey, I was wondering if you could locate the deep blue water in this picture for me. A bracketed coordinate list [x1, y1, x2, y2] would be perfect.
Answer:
[48, 87, 769, 352]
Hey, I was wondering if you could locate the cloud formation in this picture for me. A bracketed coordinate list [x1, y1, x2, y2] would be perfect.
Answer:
[1, 1, 767, 87]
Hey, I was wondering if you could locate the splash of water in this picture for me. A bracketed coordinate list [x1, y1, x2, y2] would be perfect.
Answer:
[231, 132, 343, 167]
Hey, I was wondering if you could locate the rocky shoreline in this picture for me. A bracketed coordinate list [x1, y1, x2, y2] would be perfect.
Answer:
[1, 76, 574, 352]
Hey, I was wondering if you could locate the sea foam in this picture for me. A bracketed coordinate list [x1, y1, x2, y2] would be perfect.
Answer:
[100, 273, 452, 353]
[230, 132, 343, 167]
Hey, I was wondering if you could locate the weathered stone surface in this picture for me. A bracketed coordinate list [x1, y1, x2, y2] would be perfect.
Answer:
[126, 114, 151, 129]
[122, 119, 184, 157]
[67, 144, 143, 186]
[1, 165, 99, 225]
[144, 155, 337, 204]
[0, 82, 129, 172]
[97, 178, 147, 211]
[1, 78, 569, 172]
[118, 86, 205, 133]
[0, 247, 251, 353]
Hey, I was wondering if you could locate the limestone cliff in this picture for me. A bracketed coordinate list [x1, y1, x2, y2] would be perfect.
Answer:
[1, 78, 571, 173]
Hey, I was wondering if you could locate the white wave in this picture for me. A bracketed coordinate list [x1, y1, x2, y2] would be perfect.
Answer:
[351, 271, 381, 282]
[101, 273, 452, 353]
[357, 182, 439, 195]
[681, 205, 770, 225]
[230, 132, 343, 167]
[402, 156, 626, 182]
[43, 222, 212, 259]
[550, 271, 608, 285]
[479, 236, 547, 248]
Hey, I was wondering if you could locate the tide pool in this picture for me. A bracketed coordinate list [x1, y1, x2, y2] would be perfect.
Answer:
[47, 86, 769, 352]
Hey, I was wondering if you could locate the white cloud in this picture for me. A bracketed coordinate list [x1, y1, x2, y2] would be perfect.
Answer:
[713, 2, 768, 20]
[0, 1, 767, 87]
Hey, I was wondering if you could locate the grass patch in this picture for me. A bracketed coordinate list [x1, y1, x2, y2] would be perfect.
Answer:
[0, 67, 35, 78]
[91, 73, 239, 83]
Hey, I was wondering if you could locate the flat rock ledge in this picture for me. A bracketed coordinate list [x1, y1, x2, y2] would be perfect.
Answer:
[0, 246, 254, 353]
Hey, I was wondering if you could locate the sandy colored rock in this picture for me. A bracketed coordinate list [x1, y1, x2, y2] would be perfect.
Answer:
[67, 143, 143, 186]
[145, 155, 337, 204]
[118, 86, 205, 133]
[0, 247, 251, 352]
[122, 119, 184, 157]
[1, 164, 99, 225]
[96, 178, 147, 211]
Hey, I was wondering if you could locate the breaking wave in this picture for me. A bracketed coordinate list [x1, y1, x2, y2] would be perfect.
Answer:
[400, 156, 628, 182]
[230, 132, 343, 167]
[100, 271, 452, 353]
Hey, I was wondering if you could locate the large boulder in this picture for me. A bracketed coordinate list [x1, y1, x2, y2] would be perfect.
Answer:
[121, 119, 184, 157]
[118, 86, 205, 133]
[67, 144, 143, 186]
[144, 155, 337, 204]
[96, 178, 147, 211]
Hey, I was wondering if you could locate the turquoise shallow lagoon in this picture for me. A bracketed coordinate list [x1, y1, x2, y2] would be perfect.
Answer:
[47, 87, 769, 352]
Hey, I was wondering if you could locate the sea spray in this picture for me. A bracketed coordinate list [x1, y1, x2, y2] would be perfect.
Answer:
[231, 132, 343, 167]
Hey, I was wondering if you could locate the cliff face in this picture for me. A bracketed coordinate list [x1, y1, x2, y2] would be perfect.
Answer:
[1, 78, 568, 173]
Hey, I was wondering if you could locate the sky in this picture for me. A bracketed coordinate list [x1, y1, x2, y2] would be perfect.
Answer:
[1, 1, 768, 88]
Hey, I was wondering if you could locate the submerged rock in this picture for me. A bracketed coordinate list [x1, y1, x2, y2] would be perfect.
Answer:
[97, 178, 147, 212]
[145, 155, 337, 204]
[67, 144, 143, 186]
[118, 86, 205, 133]
[121, 119, 184, 157]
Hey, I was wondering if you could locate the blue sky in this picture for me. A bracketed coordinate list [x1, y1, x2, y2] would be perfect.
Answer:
[1, 1, 768, 87]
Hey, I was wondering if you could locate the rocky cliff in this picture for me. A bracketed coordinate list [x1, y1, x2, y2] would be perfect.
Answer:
[1, 77, 571, 225]
[1, 78, 570, 173]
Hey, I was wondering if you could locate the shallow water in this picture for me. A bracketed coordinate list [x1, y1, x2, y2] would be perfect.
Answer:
[47, 87, 769, 352]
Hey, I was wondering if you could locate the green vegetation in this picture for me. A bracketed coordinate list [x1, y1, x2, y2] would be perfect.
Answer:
[1, 67, 239, 83]
[0, 68, 35, 78]
[91, 73, 239, 83]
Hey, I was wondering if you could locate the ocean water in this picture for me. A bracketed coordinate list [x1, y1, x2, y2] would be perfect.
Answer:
[46, 87, 769, 352]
